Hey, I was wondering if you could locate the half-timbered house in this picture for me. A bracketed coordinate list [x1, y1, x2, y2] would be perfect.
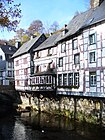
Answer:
[56, 0, 105, 97]
[0, 44, 17, 85]
[30, 33, 60, 93]
[12, 34, 46, 91]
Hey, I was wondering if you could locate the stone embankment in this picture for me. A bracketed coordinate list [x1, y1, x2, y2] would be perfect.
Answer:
[18, 93, 105, 125]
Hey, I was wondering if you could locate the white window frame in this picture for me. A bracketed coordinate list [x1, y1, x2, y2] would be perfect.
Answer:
[89, 33, 96, 45]
[89, 51, 96, 63]
[72, 39, 78, 50]
[61, 43, 66, 53]
[74, 53, 80, 65]
[89, 72, 96, 87]
[74, 73, 79, 86]
[59, 57, 63, 67]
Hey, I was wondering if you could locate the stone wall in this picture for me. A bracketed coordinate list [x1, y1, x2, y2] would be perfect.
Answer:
[18, 93, 105, 124]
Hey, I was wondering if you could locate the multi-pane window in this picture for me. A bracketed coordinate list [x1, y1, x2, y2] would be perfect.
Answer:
[74, 73, 79, 86]
[89, 72, 96, 86]
[74, 53, 80, 64]
[59, 57, 63, 67]
[63, 74, 67, 86]
[61, 43, 66, 53]
[58, 74, 62, 86]
[90, 52, 95, 63]
[68, 73, 73, 86]
[89, 33, 96, 45]
[72, 39, 78, 50]
[31, 78, 35, 85]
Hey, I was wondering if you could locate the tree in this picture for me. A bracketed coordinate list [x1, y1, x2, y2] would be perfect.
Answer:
[15, 28, 25, 41]
[0, 0, 21, 31]
[50, 21, 59, 32]
[27, 20, 44, 36]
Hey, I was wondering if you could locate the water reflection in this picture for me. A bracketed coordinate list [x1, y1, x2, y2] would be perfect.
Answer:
[0, 111, 105, 140]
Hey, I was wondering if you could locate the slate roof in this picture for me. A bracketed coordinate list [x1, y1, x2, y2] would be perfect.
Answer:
[0, 45, 17, 55]
[34, 33, 60, 52]
[56, 0, 105, 42]
[12, 34, 46, 58]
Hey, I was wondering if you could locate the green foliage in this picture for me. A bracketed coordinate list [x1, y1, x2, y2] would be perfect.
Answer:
[0, 0, 21, 31]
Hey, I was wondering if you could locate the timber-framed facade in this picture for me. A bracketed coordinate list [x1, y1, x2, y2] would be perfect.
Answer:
[13, 0, 105, 98]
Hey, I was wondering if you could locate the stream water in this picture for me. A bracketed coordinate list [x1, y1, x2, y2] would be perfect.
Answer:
[0, 111, 105, 140]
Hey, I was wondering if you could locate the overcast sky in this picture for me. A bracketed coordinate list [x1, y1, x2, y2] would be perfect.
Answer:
[0, 0, 90, 40]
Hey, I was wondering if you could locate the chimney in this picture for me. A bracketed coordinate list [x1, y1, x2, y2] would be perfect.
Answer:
[90, 0, 104, 8]
[31, 35, 36, 40]
[64, 24, 68, 34]
[15, 41, 21, 49]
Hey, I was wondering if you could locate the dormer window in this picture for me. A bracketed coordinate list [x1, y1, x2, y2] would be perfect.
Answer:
[9, 47, 11, 50]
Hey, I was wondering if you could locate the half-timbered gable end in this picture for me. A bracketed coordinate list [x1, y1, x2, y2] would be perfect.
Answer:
[12, 34, 47, 91]
[30, 33, 60, 93]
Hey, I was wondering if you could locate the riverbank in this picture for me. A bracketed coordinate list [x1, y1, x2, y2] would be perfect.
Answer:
[17, 94, 105, 126]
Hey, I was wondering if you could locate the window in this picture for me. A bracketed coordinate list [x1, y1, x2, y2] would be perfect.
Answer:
[36, 65, 40, 73]
[89, 72, 96, 86]
[74, 53, 80, 64]
[16, 70, 19, 76]
[63, 74, 67, 86]
[17, 80, 19, 86]
[23, 57, 27, 64]
[0, 71, 3, 77]
[89, 34, 96, 45]
[72, 39, 78, 50]
[90, 52, 95, 63]
[36, 51, 40, 58]
[74, 73, 79, 86]
[0, 55, 2, 61]
[59, 57, 63, 67]
[8, 71, 12, 77]
[61, 43, 66, 53]
[16, 60, 19, 66]
[68, 73, 73, 86]
[58, 74, 62, 86]
[36, 76, 39, 84]
[8, 62, 12, 68]
[25, 79, 28, 86]
[24, 68, 28, 75]
[48, 48, 52, 56]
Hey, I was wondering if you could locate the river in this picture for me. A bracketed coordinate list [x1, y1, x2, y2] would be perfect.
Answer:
[0, 111, 105, 140]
